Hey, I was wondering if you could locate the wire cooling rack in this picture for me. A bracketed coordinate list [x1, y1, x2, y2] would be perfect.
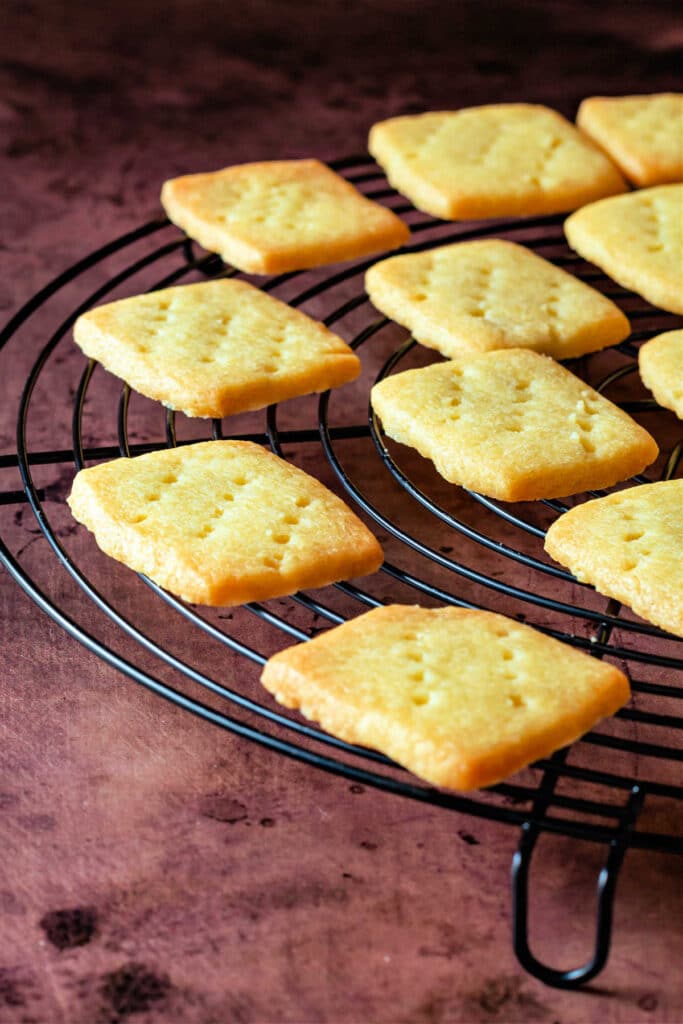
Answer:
[1, 155, 682, 988]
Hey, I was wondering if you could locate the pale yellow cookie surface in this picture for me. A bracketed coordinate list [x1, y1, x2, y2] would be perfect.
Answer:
[74, 280, 360, 419]
[261, 605, 630, 790]
[370, 350, 658, 501]
[366, 240, 630, 359]
[161, 159, 410, 274]
[639, 329, 683, 420]
[67, 441, 383, 605]
[368, 104, 626, 220]
[577, 94, 683, 187]
[545, 481, 683, 637]
[564, 185, 683, 314]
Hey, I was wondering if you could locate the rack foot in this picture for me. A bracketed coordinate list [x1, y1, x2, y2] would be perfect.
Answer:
[511, 785, 643, 988]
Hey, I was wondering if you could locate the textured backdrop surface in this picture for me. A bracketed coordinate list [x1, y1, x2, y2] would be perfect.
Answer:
[1, 3, 682, 1022]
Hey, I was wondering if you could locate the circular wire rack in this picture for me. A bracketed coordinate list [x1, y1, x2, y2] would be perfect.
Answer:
[2, 155, 682, 988]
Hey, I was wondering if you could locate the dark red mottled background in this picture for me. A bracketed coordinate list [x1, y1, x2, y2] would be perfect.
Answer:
[1, 2, 682, 1022]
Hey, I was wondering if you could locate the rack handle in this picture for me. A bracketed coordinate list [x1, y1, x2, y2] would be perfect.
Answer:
[511, 786, 643, 989]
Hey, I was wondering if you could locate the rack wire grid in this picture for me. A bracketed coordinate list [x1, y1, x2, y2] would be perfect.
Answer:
[1, 155, 682, 990]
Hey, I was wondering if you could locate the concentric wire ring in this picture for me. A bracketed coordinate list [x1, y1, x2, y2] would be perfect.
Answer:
[1, 156, 682, 857]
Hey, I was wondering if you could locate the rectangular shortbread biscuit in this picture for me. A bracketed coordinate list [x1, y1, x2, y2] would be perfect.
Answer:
[368, 104, 626, 220]
[74, 279, 361, 419]
[577, 94, 683, 187]
[370, 350, 658, 502]
[161, 159, 410, 274]
[638, 329, 683, 420]
[67, 441, 383, 605]
[545, 480, 683, 637]
[366, 240, 630, 360]
[261, 605, 630, 790]
[565, 184, 683, 314]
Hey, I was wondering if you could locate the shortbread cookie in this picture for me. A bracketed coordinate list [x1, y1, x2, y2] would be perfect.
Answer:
[565, 185, 683, 314]
[261, 605, 630, 790]
[161, 159, 410, 274]
[366, 240, 630, 359]
[545, 480, 683, 637]
[368, 104, 626, 220]
[74, 280, 360, 418]
[370, 350, 658, 501]
[577, 94, 683, 187]
[67, 441, 383, 605]
[638, 329, 683, 420]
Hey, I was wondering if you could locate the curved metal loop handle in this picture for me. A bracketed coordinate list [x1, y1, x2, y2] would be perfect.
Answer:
[511, 786, 644, 989]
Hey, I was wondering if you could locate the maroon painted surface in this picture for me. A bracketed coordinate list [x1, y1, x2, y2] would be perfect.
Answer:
[1, 3, 682, 1021]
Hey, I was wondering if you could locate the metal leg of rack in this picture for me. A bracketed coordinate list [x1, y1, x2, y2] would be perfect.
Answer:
[511, 784, 644, 988]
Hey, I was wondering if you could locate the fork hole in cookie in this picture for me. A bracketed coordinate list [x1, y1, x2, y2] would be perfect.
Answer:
[507, 693, 525, 708]
[295, 496, 311, 508]
[411, 693, 429, 707]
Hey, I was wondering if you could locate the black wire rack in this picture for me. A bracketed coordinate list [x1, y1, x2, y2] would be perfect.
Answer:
[1, 155, 681, 990]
